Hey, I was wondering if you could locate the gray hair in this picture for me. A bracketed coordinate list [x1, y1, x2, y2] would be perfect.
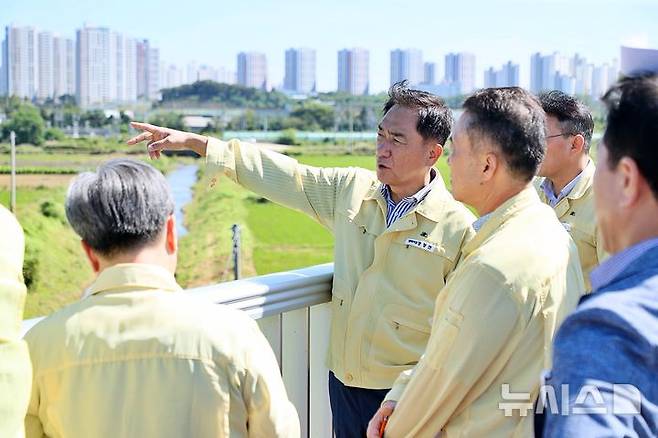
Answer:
[65, 158, 175, 256]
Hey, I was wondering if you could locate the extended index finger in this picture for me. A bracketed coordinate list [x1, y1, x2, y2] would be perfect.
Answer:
[130, 121, 161, 133]
[126, 131, 153, 145]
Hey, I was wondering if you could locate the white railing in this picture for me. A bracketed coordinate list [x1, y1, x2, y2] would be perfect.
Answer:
[22, 263, 335, 438]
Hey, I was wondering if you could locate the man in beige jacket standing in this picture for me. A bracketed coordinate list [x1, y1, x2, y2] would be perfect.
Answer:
[24, 159, 299, 438]
[128, 82, 475, 437]
[0, 205, 31, 438]
[535, 90, 605, 291]
[368, 87, 584, 437]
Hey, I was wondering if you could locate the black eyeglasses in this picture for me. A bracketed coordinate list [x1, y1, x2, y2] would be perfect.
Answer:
[546, 132, 575, 139]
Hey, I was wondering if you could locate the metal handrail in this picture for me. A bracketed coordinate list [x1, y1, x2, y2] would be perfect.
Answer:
[187, 263, 333, 318]
[21, 263, 334, 336]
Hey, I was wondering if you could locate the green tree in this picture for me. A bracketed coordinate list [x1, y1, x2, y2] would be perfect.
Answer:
[233, 110, 259, 131]
[57, 94, 77, 106]
[1, 95, 25, 116]
[288, 101, 335, 131]
[80, 109, 109, 128]
[1, 103, 46, 145]
[159, 80, 289, 109]
[148, 112, 187, 131]
[354, 107, 372, 131]
[40, 106, 55, 126]
[119, 110, 132, 125]
[62, 106, 81, 127]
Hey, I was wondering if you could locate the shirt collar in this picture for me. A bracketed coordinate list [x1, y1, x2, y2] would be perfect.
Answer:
[463, 186, 541, 257]
[85, 263, 182, 298]
[540, 170, 584, 207]
[472, 213, 492, 232]
[380, 168, 439, 206]
[566, 159, 595, 200]
[540, 159, 594, 207]
[590, 237, 658, 291]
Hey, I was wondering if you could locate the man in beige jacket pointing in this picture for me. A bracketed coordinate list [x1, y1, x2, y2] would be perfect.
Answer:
[128, 82, 475, 437]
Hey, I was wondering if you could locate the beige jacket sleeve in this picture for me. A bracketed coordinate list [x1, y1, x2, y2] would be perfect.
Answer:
[242, 320, 300, 438]
[205, 138, 354, 229]
[384, 266, 522, 437]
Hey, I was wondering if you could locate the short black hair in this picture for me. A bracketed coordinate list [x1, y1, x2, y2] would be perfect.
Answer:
[462, 87, 546, 182]
[538, 90, 594, 151]
[383, 80, 453, 145]
[601, 74, 658, 199]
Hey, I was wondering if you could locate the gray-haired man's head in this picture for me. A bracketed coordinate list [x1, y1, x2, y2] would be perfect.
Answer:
[65, 159, 174, 257]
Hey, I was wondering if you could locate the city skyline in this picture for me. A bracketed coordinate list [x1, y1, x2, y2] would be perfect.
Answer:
[0, 22, 626, 105]
[2, 0, 655, 93]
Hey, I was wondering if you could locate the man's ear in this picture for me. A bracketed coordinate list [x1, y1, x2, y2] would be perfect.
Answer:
[428, 143, 443, 163]
[481, 151, 499, 182]
[571, 134, 586, 155]
[81, 240, 101, 273]
[165, 214, 177, 255]
[618, 156, 644, 208]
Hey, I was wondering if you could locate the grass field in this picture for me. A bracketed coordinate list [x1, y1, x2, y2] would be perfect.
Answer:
[244, 154, 377, 274]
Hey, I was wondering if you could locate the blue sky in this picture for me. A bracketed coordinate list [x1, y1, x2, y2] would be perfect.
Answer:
[3, 0, 657, 92]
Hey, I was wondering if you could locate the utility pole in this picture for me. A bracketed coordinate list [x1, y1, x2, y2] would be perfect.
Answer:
[10, 131, 16, 213]
[348, 102, 354, 154]
[231, 224, 241, 280]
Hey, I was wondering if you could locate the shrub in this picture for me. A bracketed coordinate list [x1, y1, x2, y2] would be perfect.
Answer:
[277, 128, 299, 146]
[23, 254, 39, 289]
[44, 127, 66, 141]
[40, 200, 67, 223]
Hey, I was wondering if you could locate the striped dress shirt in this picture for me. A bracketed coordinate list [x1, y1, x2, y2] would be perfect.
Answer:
[381, 168, 439, 228]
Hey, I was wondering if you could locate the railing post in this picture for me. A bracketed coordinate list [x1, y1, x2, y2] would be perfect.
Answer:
[309, 304, 333, 438]
[282, 308, 309, 436]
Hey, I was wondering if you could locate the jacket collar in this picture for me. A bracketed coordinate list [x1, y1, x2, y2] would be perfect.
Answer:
[362, 167, 452, 225]
[552, 160, 594, 218]
[537, 159, 594, 217]
[462, 185, 541, 258]
[86, 263, 182, 297]
[565, 159, 595, 201]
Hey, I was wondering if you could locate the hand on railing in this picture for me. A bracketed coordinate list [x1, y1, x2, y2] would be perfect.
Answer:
[367, 400, 397, 437]
[127, 122, 209, 159]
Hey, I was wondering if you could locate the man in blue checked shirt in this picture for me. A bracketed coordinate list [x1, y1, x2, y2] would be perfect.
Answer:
[537, 74, 658, 436]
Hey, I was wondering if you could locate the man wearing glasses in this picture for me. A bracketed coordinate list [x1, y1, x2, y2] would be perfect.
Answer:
[535, 90, 605, 291]
[537, 72, 658, 438]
